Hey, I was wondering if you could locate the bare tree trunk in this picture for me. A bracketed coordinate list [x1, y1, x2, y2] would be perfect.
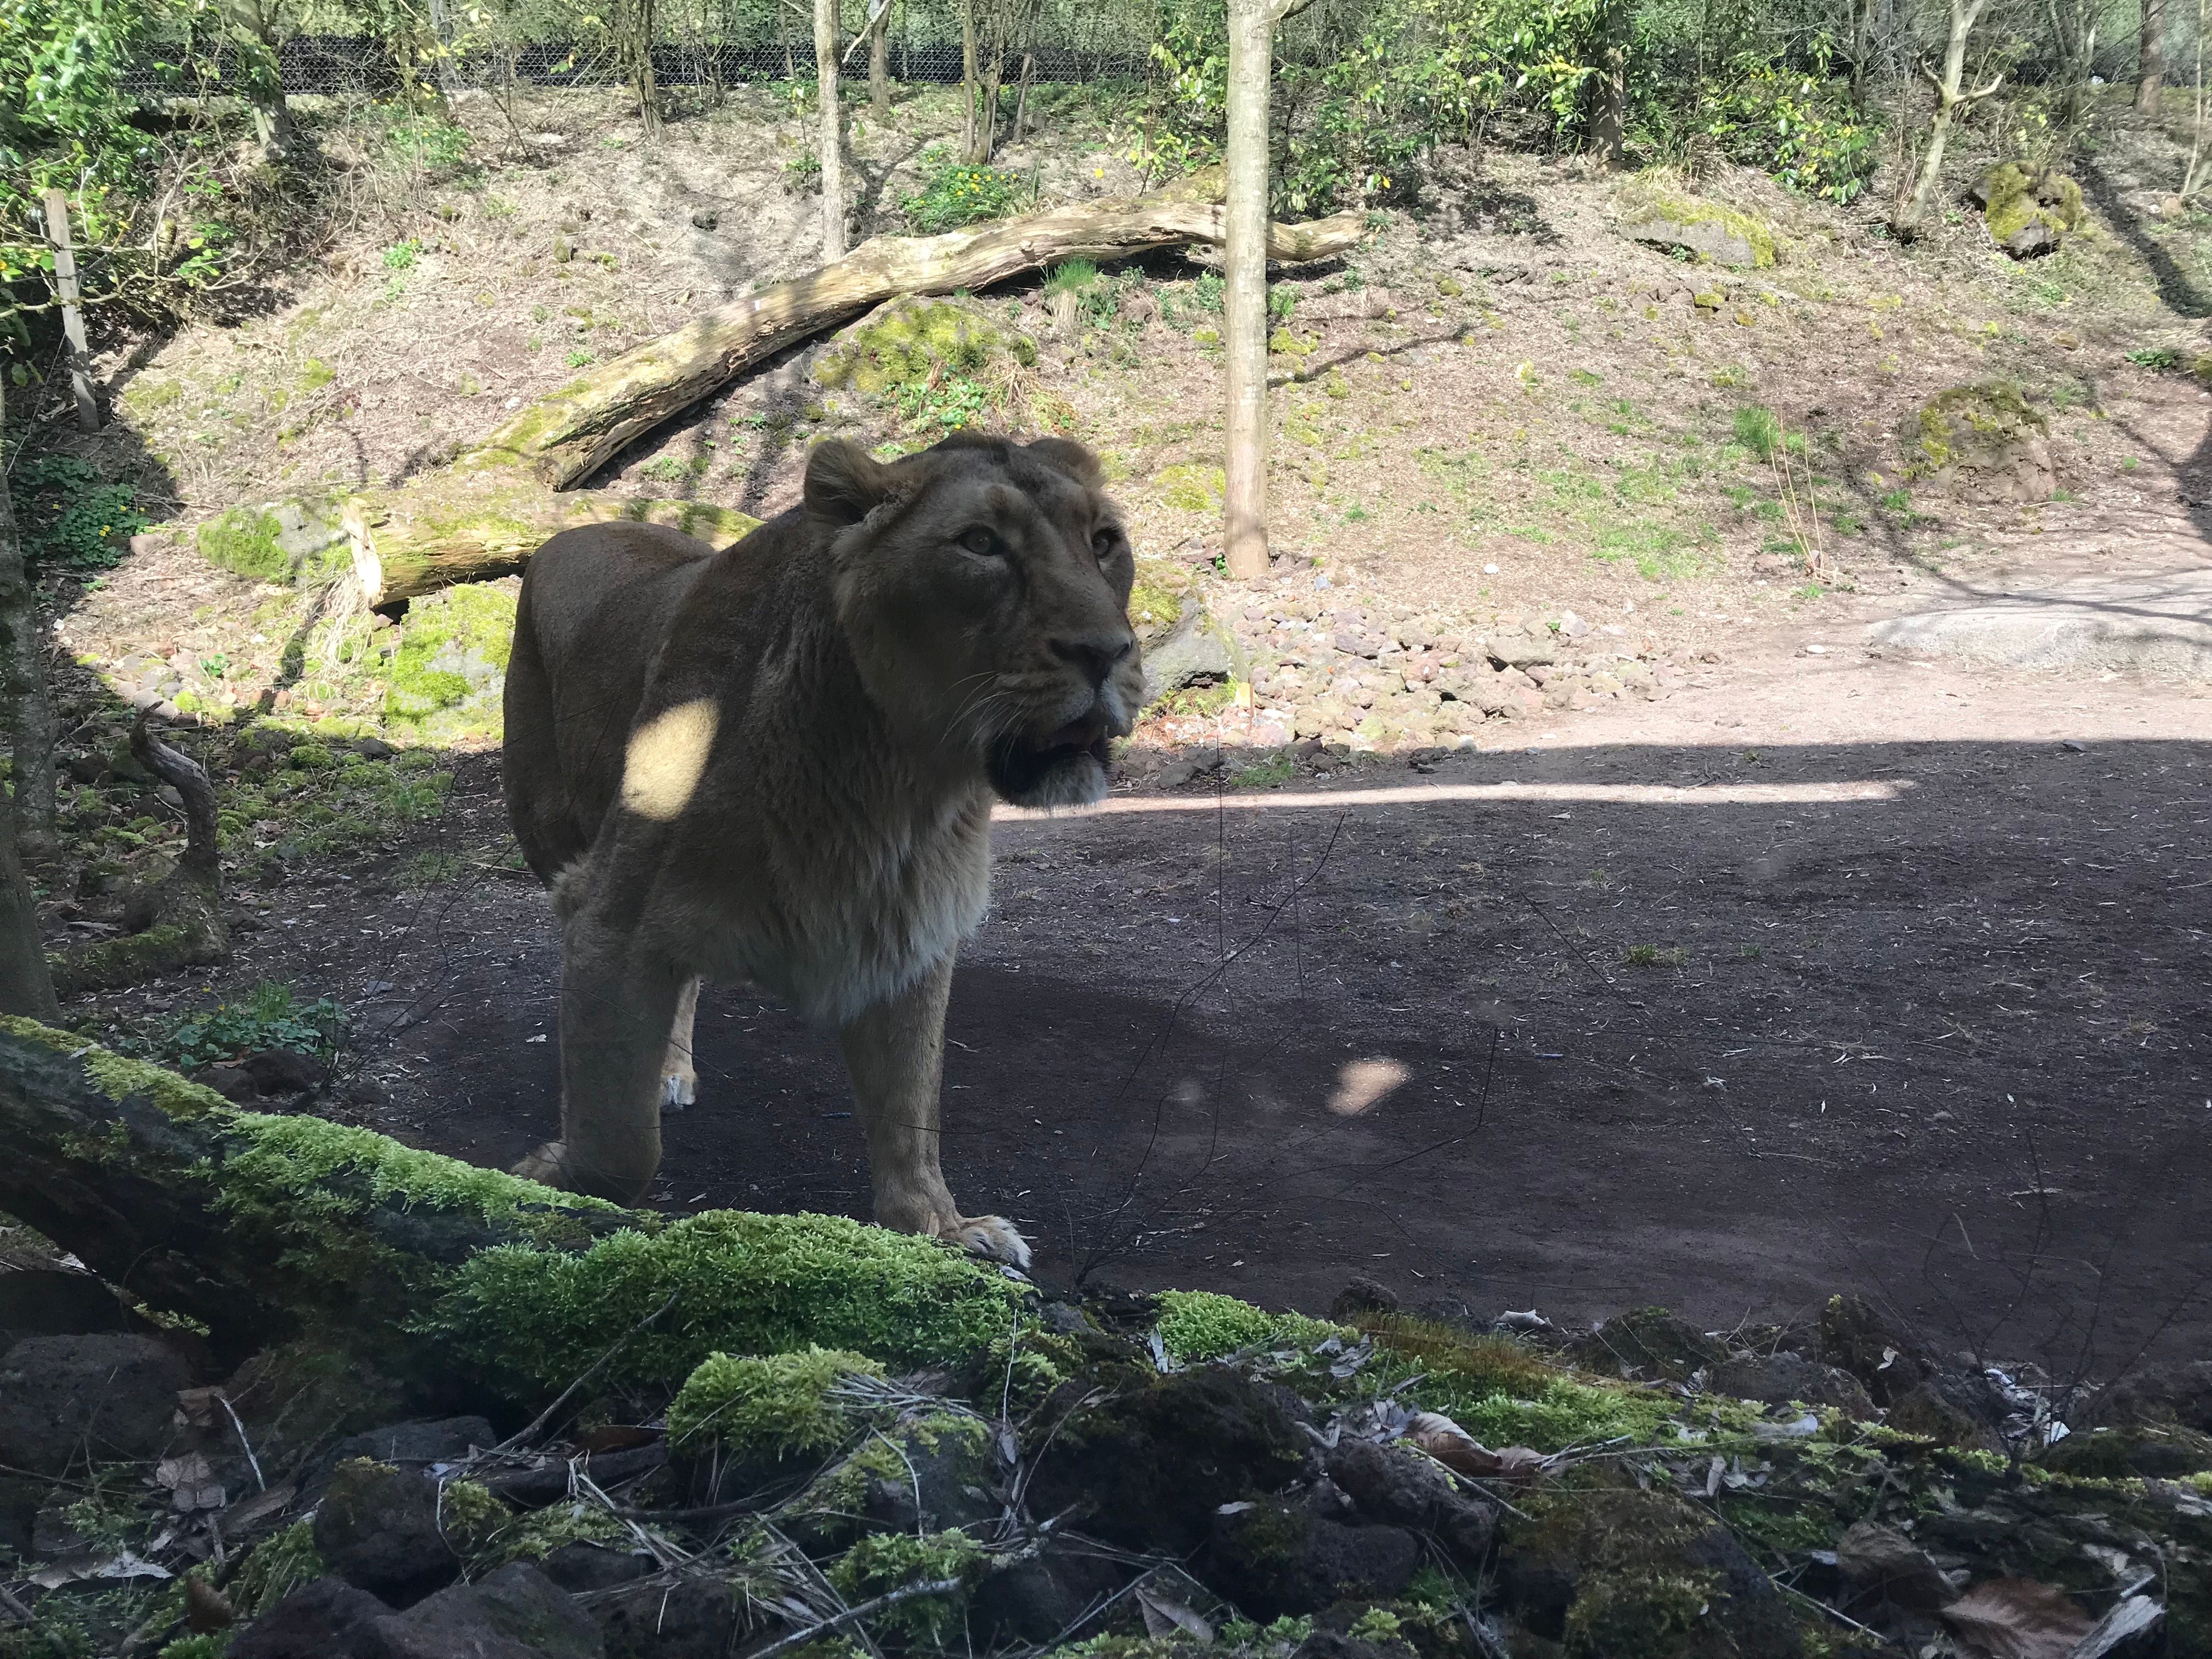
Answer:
[1894, 0, 2001, 238]
[816, 0, 845, 259]
[224, 0, 294, 160]
[1848, 0, 1874, 105]
[870, 0, 890, 120]
[961, 0, 980, 161]
[631, 0, 662, 136]
[2140, 0, 2170, 110]
[1590, 0, 1629, 168]
[1222, 0, 1289, 581]
[0, 411, 56, 1017]
[0, 388, 56, 866]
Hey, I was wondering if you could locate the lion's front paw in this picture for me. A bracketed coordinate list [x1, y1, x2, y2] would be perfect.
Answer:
[512, 1139, 571, 1187]
[660, 1069, 696, 1112]
[949, 1214, 1032, 1272]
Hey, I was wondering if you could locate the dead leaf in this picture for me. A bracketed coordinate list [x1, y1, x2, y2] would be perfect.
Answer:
[29, 1551, 172, 1590]
[1941, 1578, 2093, 1659]
[221, 1483, 296, 1534]
[173, 1387, 224, 1435]
[1835, 1521, 1956, 1616]
[1405, 1412, 1547, 1482]
[156, 1452, 226, 1514]
[1137, 1588, 1215, 1644]
[184, 1575, 236, 1632]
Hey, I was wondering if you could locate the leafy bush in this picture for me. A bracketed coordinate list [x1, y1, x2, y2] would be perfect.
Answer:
[1686, 65, 1877, 204]
[160, 981, 348, 1073]
[6, 454, 146, 571]
[901, 159, 1025, 232]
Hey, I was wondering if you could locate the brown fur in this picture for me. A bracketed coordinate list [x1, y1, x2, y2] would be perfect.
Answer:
[500, 432, 1142, 1264]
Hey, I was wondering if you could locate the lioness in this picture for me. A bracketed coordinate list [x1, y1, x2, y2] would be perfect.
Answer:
[501, 431, 1142, 1267]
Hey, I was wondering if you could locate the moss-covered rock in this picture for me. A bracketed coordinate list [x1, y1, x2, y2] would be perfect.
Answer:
[1127, 554, 1189, 648]
[1620, 188, 1779, 269]
[827, 1529, 988, 1643]
[1499, 1484, 1802, 1658]
[2036, 1422, 2212, 1480]
[1976, 163, 2085, 258]
[812, 296, 1039, 403]
[1158, 462, 1228, 512]
[1901, 382, 2055, 503]
[1568, 1306, 1725, 1383]
[197, 500, 348, 585]
[785, 1408, 995, 1551]
[382, 580, 516, 742]
[1156, 1289, 1350, 1362]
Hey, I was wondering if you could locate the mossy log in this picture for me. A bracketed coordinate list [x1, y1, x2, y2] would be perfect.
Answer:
[0, 1020, 1025, 1397]
[467, 196, 1365, 492]
[342, 471, 762, 610]
[340, 193, 1358, 606]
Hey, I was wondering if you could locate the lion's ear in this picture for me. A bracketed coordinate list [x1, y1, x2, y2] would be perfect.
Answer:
[1024, 437, 1105, 490]
[805, 439, 898, 526]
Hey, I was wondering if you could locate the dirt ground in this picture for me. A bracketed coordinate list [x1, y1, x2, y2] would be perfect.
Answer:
[119, 511, 2205, 1382]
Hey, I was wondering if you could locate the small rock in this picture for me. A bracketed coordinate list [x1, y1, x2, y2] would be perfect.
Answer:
[538, 1541, 653, 1595]
[394, 1560, 603, 1659]
[1557, 610, 1590, 639]
[354, 737, 396, 760]
[193, 1064, 258, 1103]
[1570, 1306, 1725, 1383]
[230, 1576, 392, 1659]
[2088, 1360, 2212, 1432]
[312, 1458, 459, 1605]
[1329, 1274, 1398, 1321]
[1706, 1352, 1875, 1418]
[689, 208, 719, 230]
[242, 1047, 324, 1097]
[1206, 1498, 1419, 1618]
[1142, 608, 1235, 704]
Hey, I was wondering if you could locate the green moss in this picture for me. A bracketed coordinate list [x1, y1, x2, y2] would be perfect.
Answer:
[287, 743, 335, 770]
[812, 297, 1037, 399]
[438, 1209, 1028, 1397]
[667, 1346, 887, 1457]
[1158, 463, 1228, 512]
[1980, 162, 2085, 247]
[198, 506, 289, 582]
[1908, 381, 2047, 483]
[383, 582, 517, 741]
[0, 1018, 230, 1119]
[1636, 189, 1779, 268]
[827, 1529, 985, 1641]
[1127, 554, 1188, 639]
[1155, 1290, 1350, 1361]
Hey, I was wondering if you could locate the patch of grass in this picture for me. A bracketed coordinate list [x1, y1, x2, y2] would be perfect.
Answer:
[1621, 943, 1688, 968]
[1731, 405, 1781, 461]
[1231, 752, 1296, 789]
[562, 347, 594, 369]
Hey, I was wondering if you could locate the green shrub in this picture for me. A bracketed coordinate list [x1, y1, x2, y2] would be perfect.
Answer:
[159, 981, 348, 1071]
[7, 455, 146, 572]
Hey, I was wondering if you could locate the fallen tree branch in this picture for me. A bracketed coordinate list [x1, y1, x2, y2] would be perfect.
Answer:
[48, 715, 229, 997]
[339, 191, 1361, 607]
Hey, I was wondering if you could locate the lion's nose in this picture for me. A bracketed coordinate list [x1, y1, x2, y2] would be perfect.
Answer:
[1049, 630, 1135, 690]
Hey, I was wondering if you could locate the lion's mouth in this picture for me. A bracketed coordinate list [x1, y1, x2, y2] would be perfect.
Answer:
[988, 711, 1114, 805]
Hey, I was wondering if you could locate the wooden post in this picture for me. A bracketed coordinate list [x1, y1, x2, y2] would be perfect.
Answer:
[42, 191, 98, 434]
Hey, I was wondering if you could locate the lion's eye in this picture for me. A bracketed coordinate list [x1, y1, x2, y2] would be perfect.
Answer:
[1091, 526, 1121, 558]
[956, 527, 1002, 558]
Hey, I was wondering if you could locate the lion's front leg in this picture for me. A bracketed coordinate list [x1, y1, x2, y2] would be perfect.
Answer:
[514, 913, 686, 1206]
[839, 953, 1031, 1271]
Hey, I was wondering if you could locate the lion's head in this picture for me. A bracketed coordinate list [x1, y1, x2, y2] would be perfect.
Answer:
[806, 432, 1143, 810]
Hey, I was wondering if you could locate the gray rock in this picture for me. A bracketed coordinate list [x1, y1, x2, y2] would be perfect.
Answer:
[2089, 1360, 2212, 1432]
[231, 1576, 391, 1659]
[311, 1418, 498, 1498]
[2006, 221, 2062, 258]
[395, 1561, 602, 1659]
[1324, 1436, 1496, 1564]
[1625, 214, 1760, 268]
[1864, 569, 2212, 680]
[1207, 1498, 1420, 1618]
[313, 1458, 459, 1605]
[1570, 1307, 1724, 1382]
[0, 1334, 190, 1474]
[538, 1542, 653, 1595]
[0, 1271, 131, 1341]
[1706, 1352, 1875, 1418]
[1485, 628, 1555, 669]
[1142, 607, 1234, 704]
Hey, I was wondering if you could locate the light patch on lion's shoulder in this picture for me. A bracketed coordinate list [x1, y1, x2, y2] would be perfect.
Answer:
[621, 699, 720, 821]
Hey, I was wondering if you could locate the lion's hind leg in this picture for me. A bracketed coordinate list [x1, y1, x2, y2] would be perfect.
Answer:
[662, 975, 700, 1111]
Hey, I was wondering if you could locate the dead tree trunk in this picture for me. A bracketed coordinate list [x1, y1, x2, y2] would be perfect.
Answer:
[456, 194, 1361, 498]
[817, 0, 845, 259]
[1222, 0, 1318, 580]
[1894, 0, 2002, 239]
[0, 800, 55, 1020]
[0, 386, 58, 864]
[224, 0, 295, 160]
[342, 197, 1356, 606]
[49, 716, 229, 997]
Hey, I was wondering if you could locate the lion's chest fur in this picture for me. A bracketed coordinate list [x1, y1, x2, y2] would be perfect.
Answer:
[680, 779, 992, 1026]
